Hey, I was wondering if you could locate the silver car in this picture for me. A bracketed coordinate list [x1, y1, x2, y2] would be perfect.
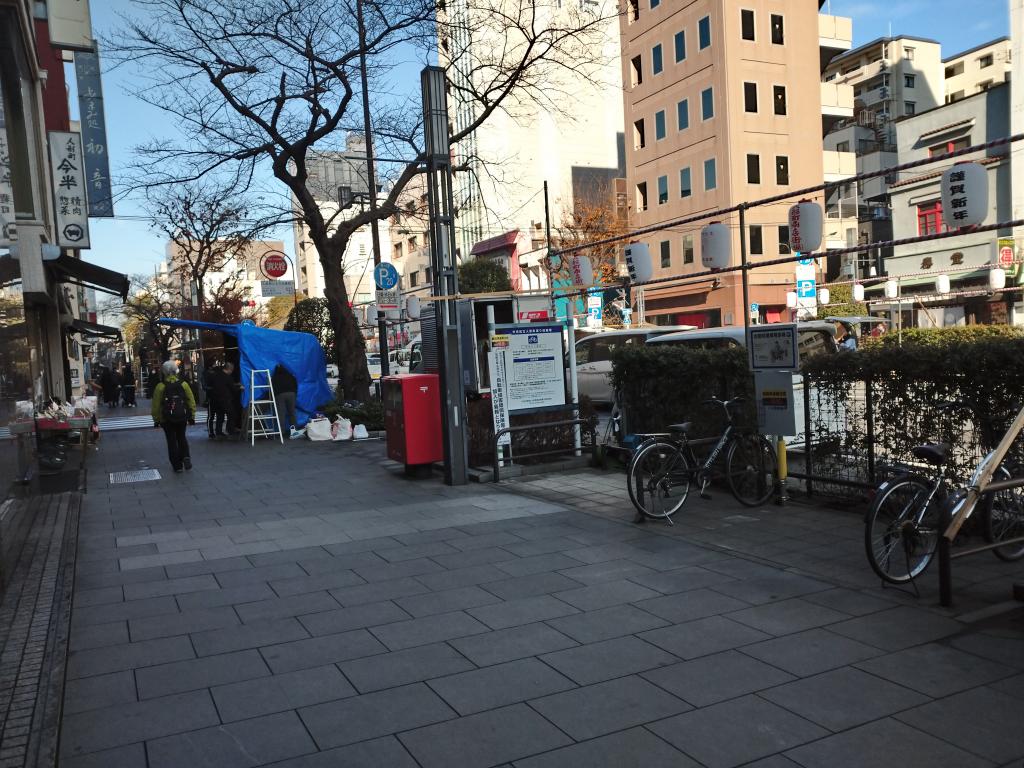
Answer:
[573, 327, 695, 405]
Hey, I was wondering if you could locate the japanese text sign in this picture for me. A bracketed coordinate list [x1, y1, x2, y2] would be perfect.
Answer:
[48, 132, 91, 249]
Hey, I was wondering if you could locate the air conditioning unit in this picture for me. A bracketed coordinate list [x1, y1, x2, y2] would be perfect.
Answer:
[878, 87, 889, 99]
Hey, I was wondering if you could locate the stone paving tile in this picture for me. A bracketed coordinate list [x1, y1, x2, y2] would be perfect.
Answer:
[649, 694, 829, 768]
[234, 591, 340, 624]
[480, 572, 584, 600]
[297, 600, 410, 636]
[829, 606, 963, 651]
[639, 615, 772, 660]
[990, 671, 1024, 700]
[393, 585, 502, 618]
[415, 564, 511, 591]
[351, 557, 446, 583]
[147, 710, 317, 768]
[468, 595, 579, 630]
[129, 605, 240, 641]
[643, 649, 795, 707]
[855, 642, 1016, 698]
[553, 578, 660, 611]
[726, 597, 851, 636]
[427, 657, 574, 715]
[449, 622, 578, 667]
[761, 666, 929, 732]
[74, 586, 125, 607]
[69, 621, 129, 651]
[63, 671, 137, 715]
[121, 574, 220, 601]
[67, 635, 196, 679]
[260, 628, 386, 673]
[895, 686, 1024, 764]
[76, 565, 168, 590]
[330, 576, 432, 606]
[626, 565, 737, 595]
[215, 563, 308, 588]
[377, 541, 461, 562]
[634, 588, 752, 624]
[712, 572, 834, 605]
[267, 570, 366, 598]
[540, 635, 678, 685]
[740, 627, 884, 677]
[60, 690, 220, 758]
[135, 649, 271, 699]
[71, 595, 179, 628]
[261, 736, 419, 768]
[948, 631, 1024, 669]
[448, 531, 527, 551]
[530, 674, 690, 741]
[368, 609, 490, 651]
[299, 682, 455, 750]
[191, 618, 310, 657]
[513, 726, 699, 768]
[212, 665, 355, 722]
[558, 559, 658, 585]
[60, 743, 148, 768]
[118, 551, 204, 571]
[494, 553, 584, 577]
[801, 587, 896, 617]
[784, 717, 992, 768]
[398, 703, 571, 768]
[299, 551, 388, 575]
[430, 546, 517, 570]
[341, 642, 475, 693]
[546, 603, 669, 644]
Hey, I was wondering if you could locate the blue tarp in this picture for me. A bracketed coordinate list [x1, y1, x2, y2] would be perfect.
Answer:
[158, 319, 333, 426]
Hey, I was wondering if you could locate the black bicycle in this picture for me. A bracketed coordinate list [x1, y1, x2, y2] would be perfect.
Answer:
[627, 397, 777, 522]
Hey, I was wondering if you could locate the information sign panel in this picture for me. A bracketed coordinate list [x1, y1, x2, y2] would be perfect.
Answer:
[494, 324, 566, 412]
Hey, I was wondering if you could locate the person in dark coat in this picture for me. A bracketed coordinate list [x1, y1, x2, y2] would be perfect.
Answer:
[209, 362, 238, 438]
[99, 366, 120, 408]
[272, 364, 299, 437]
[120, 363, 136, 407]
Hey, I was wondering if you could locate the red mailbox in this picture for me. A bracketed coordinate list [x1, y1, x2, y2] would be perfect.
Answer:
[383, 374, 443, 468]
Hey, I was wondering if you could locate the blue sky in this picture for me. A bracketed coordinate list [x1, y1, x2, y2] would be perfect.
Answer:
[79, 0, 1012, 278]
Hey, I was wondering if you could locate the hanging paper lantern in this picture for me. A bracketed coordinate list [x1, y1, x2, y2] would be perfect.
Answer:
[364, 304, 377, 324]
[624, 242, 653, 283]
[818, 288, 830, 305]
[571, 255, 594, 287]
[852, 283, 865, 302]
[989, 267, 1006, 290]
[936, 274, 951, 294]
[406, 295, 421, 319]
[941, 161, 988, 229]
[788, 200, 824, 253]
[884, 280, 898, 299]
[786, 291, 798, 309]
[701, 222, 731, 270]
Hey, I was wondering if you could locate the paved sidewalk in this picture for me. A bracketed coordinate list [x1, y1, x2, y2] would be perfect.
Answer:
[60, 426, 1024, 767]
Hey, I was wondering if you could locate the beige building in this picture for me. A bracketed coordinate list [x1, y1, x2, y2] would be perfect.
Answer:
[621, 0, 851, 327]
[944, 37, 1012, 103]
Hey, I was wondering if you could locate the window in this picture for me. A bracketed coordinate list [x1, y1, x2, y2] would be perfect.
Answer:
[746, 154, 760, 184]
[945, 62, 964, 78]
[630, 55, 643, 87]
[679, 167, 692, 198]
[778, 225, 791, 254]
[917, 200, 944, 235]
[743, 82, 758, 112]
[904, 74, 915, 88]
[979, 53, 993, 68]
[904, 101, 915, 116]
[633, 118, 646, 149]
[698, 16, 711, 49]
[652, 44, 663, 75]
[636, 182, 648, 211]
[948, 90, 965, 103]
[655, 110, 666, 140]
[977, 80, 994, 92]
[393, 243, 403, 259]
[836, 140, 850, 152]
[773, 85, 787, 115]
[650, 0, 660, 8]
[682, 234, 694, 264]
[741, 9, 755, 40]
[676, 99, 689, 130]
[674, 30, 686, 62]
[657, 174, 669, 205]
[770, 14, 784, 45]
[704, 158, 717, 191]
[627, 0, 639, 22]
[775, 155, 789, 185]
[660, 240, 671, 268]
[701, 87, 714, 120]
[749, 225, 763, 255]
[425, 267, 432, 283]
[409, 271, 420, 287]
[904, 46, 915, 60]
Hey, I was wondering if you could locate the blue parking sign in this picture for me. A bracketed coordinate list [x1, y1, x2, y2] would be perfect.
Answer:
[796, 279, 816, 298]
[374, 262, 399, 290]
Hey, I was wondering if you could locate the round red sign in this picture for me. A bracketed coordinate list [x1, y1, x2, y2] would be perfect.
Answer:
[261, 252, 288, 279]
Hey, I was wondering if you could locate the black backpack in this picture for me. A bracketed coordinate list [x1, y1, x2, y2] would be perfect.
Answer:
[161, 380, 189, 424]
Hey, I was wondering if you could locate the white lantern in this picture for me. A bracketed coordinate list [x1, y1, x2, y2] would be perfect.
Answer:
[788, 200, 824, 253]
[364, 303, 377, 324]
[852, 283, 865, 302]
[386, 306, 401, 320]
[941, 161, 988, 229]
[936, 274, 951, 294]
[406, 295, 421, 319]
[989, 267, 1006, 290]
[571, 255, 594, 288]
[786, 291, 798, 309]
[624, 242, 653, 283]
[701, 222, 731, 270]
[818, 288, 830, 305]
[884, 280, 898, 299]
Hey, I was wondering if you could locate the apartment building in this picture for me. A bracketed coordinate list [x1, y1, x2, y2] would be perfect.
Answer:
[620, 0, 852, 327]
[944, 37, 1012, 103]
[163, 239, 289, 312]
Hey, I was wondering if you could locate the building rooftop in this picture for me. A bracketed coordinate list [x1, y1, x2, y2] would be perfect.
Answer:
[827, 35, 941, 67]
[889, 154, 1002, 189]
[943, 36, 1010, 63]
[894, 80, 1008, 123]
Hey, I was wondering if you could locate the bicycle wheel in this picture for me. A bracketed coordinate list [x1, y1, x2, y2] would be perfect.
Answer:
[628, 439, 691, 520]
[725, 434, 777, 507]
[864, 475, 939, 584]
[982, 470, 1024, 561]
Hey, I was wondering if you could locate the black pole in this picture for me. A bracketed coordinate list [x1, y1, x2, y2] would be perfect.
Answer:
[356, 0, 389, 376]
[739, 204, 750, 332]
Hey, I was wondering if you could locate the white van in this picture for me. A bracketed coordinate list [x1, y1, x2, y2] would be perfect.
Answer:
[574, 326, 695, 404]
[646, 322, 839, 361]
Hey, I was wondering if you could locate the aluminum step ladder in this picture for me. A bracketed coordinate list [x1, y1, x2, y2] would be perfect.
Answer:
[248, 369, 283, 445]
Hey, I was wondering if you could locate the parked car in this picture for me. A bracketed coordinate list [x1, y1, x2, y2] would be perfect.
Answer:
[573, 326, 695, 405]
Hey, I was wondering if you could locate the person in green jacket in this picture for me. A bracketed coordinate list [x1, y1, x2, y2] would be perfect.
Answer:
[152, 360, 197, 473]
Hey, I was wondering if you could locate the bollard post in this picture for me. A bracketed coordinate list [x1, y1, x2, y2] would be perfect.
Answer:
[775, 435, 789, 505]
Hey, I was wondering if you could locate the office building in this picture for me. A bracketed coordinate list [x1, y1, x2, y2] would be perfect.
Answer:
[944, 37, 1012, 103]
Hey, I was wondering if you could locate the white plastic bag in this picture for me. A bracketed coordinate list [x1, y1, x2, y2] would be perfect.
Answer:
[305, 417, 333, 441]
[15, 401, 33, 419]
[331, 417, 353, 441]
[353, 423, 369, 440]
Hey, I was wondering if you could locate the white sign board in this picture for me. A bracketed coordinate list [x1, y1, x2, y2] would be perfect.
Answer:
[496, 324, 566, 412]
[48, 0, 94, 51]
[48, 131, 90, 249]
[748, 324, 798, 371]
[488, 349, 511, 446]
[755, 370, 798, 436]
[260, 280, 295, 297]
[375, 288, 399, 310]
[794, 256, 817, 314]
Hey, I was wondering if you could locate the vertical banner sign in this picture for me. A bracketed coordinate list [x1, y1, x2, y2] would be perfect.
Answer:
[47, 0, 95, 50]
[488, 349, 511, 446]
[794, 255, 817, 315]
[74, 50, 114, 217]
[48, 132, 91, 249]
[0, 92, 16, 246]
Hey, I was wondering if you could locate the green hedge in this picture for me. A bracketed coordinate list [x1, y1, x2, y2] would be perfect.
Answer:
[610, 345, 754, 436]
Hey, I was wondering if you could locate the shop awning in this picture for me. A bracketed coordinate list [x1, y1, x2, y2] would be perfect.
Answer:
[470, 230, 520, 256]
[47, 254, 130, 300]
[67, 318, 122, 340]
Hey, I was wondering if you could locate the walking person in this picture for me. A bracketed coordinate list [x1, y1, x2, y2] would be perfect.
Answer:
[203, 362, 218, 438]
[99, 366, 120, 408]
[151, 361, 196, 473]
[271, 363, 299, 438]
[120, 363, 136, 407]
[209, 362, 236, 439]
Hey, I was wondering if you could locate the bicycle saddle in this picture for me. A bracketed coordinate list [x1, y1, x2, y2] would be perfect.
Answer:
[911, 443, 949, 465]
[668, 422, 692, 434]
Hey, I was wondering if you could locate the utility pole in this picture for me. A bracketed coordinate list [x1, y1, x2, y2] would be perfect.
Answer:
[356, 0, 389, 375]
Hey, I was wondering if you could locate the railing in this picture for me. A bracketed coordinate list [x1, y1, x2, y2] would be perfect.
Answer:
[492, 418, 596, 482]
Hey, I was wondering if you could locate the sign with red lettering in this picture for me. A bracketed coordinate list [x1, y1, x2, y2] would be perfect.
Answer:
[260, 252, 288, 279]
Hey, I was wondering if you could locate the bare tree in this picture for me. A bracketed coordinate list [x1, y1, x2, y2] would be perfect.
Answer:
[118, 275, 185, 362]
[110, 0, 614, 400]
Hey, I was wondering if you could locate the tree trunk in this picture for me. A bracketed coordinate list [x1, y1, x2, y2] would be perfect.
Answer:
[320, 249, 371, 401]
